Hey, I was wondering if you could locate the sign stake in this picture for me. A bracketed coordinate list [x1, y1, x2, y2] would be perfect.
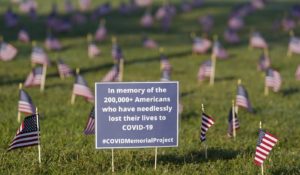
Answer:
[111, 148, 115, 173]
[154, 147, 158, 170]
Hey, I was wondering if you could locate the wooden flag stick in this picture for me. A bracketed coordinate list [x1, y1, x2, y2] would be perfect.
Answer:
[232, 100, 236, 140]
[154, 147, 158, 170]
[264, 83, 269, 96]
[201, 104, 208, 159]
[111, 148, 115, 173]
[36, 107, 41, 164]
[209, 54, 216, 86]
[40, 64, 47, 92]
[18, 83, 22, 123]
[236, 79, 242, 114]
[259, 121, 264, 175]
[119, 59, 124, 82]
[71, 68, 80, 105]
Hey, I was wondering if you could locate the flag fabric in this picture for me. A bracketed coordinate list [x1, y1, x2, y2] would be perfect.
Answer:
[88, 42, 101, 58]
[84, 107, 95, 135]
[228, 16, 244, 31]
[265, 68, 282, 92]
[227, 108, 240, 137]
[192, 37, 211, 54]
[254, 129, 278, 166]
[18, 89, 35, 114]
[236, 85, 253, 112]
[24, 66, 43, 87]
[8, 114, 40, 151]
[18, 29, 30, 43]
[143, 36, 158, 49]
[257, 53, 271, 71]
[200, 112, 215, 142]
[45, 34, 62, 51]
[57, 59, 73, 78]
[95, 21, 107, 41]
[101, 65, 120, 82]
[295, 65, 300, 80]
[19, 0, 37, 13]
[140, 10, 153, 28]
[79, 0, 91, 12]
[250, 32, 268, 49]
[31, 46, 49, 65]
[112, 43, 123, 62]
[72, 74, 94, 102]
[197, 60, 212, 81]
[160, 54, 172, 72]
[281, 17, 296, 32]
[288, 36, 300, 55]
[224, 29, 240, 44]
[161, 69, 171, 81]
[212, 41, 228, 59]
[0, 42, 18, 61]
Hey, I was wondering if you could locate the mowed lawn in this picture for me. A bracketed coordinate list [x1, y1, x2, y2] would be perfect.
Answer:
[0, 0, 300, 174]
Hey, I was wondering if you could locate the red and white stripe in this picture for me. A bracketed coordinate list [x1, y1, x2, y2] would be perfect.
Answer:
[250, 37, 268, 49]
[236, 95, 249, 109]
[31, 52, 49, 65]
[265, 71, 281, 92]
[254, 132, 278, 166]
[73, 84, 94, 102]
[200, 113, 215, 142]
[18, 101, 35, 114]
[8, 131, 39, 150]
[84, 118, 95, 135]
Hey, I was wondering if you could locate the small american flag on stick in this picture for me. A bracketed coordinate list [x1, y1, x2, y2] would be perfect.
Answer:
[24, 66, 43, 87]
[197, 60, 212, 81]
[8, 114, 40, 151]
[0, 42, 18, 61]
[250, 32, 268, 49]
[265, 68, 282, 92]
[236, 84, 253, 112]
[18, 89, 36, 115]
[57, 59, 73, 78]
[84, 107, 95, 135]
[31, 46, 49, 65]
[72, 74, 94, 102]
[101, 64, 120, 82]
[200, 112, 215, 142]
[227, 108, 240, 137]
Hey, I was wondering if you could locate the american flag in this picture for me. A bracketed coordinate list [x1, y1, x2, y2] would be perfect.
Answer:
[236, 85, 253, 112]
[192, 37, 211, 54]
[160, 54, 172, 72]
[45, 34, 62, 51]
[19, 0, 37, 13]
[18, 29, 30, 43]
[84, 107, 95, 135]
[265, 68, 282, 92]
[224, 29, 240, 44]
[250, 32, 268, 49]
[295, 65, 300, 80]
[212, 41, 228, 59]
[0, 42, 18, 61]
[197, 60, 212, 81]
[281, 17, 296, 32]
[140, 10, 153, 28]
[288, 36, 300, 54]
[228, 16, 244, 31]
[227, 108, 240, 137]
[8, 114, 40, 151]
[257, 53, 270, 71]
[254, 129, 278, 166]
[72, 74, 94, 102]
[24, 66, 43, 87]
[31, 46, 49, 65]
[251, 0, 266, 10]
[57, 59, 73, 78]
[79, 0, 91, 12]
[200, 112, 215, 142]
[101, 65, 120, 82]
[112, 43, 123, 62]
[18, 89, 36, 115]
[161, 69, 171, 81]
[88, 42, 100, 58]
[95, 20, 107, 41]
[143, 36, 158, 49]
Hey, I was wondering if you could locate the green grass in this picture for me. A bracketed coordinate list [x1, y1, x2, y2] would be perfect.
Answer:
[1, 0, 300, 174]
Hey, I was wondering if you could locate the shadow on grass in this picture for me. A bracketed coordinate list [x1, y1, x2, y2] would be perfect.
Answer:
[215, 76, 236, 82]
[281, 87, 299, 96]
[271, 167, 300, 174]
[147, 148, 239, 166]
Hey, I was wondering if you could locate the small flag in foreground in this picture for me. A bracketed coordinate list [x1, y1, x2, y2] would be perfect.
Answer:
[57, 59, 73, 78]
[8, 114, 40, 151]
[72, 74, 94, 102]
[250, 32, 268, 49]
[288, 36, 300, 55]
[197, 60, 212, 81]
[19, 89, 36, 114]
[84, 107, 95, 135]
[0, 42, 18, 61]
[254, 129, 278, 166]
[31, 46, 49, 65]
[101, 65, 120, 82]
[200, 112, 215, 142]
[227, 108, 240, 137]
[265, 68, 282, 92]
[257, 52, 271, 71]
[24, 66, 43, 87]
[236, 84, 253, 112]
